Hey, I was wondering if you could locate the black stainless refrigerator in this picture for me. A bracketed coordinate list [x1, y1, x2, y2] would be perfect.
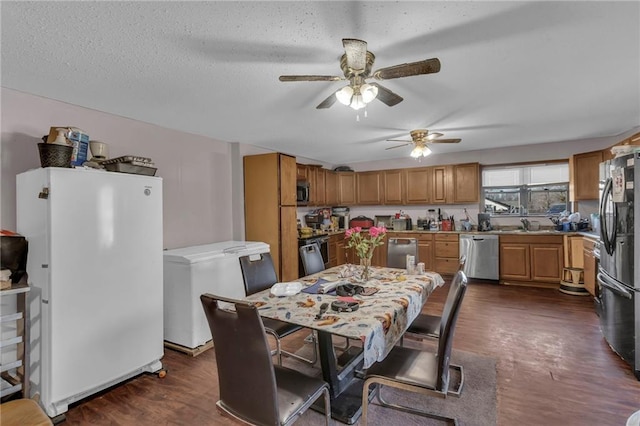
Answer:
[598, 151, 639, 380]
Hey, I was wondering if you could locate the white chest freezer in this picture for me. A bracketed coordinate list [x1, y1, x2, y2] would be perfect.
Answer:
[163, 241, 270, 349]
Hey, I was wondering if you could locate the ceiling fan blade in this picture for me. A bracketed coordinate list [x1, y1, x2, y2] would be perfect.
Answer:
[385, 143, 411, 150]
[430, 138, 462, 144]
[316, 91, 339, 109]
[343, 38, 368, 73]
[279, 75, 342, 82]
[371, 83, 403, 107]
[386, 139, 412, 143]
[372, 58, 441, 80]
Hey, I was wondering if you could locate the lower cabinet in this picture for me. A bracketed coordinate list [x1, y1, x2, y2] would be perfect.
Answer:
[434, 233, 459, 275]
[499, 235, 564, 286]
[329, 232, 346, 267]
[583, 236, 598, 296]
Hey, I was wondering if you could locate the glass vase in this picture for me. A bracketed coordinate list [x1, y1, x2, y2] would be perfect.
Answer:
[359, 257, 372, 283]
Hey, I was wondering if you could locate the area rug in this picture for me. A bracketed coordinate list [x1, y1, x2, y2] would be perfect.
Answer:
[283, 338, 497, 426]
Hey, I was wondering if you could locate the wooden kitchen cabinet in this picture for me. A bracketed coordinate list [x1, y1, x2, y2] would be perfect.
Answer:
[453, 163, 480, 203]
[324, 169, 338, 206]
[405, 167, 431, 204]
[432, 166, 452, 204]
[383, 169, 404, 204]
[328, 232, 345, 267]
[434, 233, 459, 275]
[244, 153, 298, 281]
[356, 171, 383, 205]
[308, 165, 325, 206]
[296, 163, 308, 179]
[570, 150, 603, 201]
[417, 233, 434, 271]
[500, 234, 564, 287]
[583, 236, 598, 297]
[337, 172, 356, 205]
[563, 235, 584, 269]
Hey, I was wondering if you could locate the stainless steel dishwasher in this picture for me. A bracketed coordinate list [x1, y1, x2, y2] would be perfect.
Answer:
[459, 234, 499, 280]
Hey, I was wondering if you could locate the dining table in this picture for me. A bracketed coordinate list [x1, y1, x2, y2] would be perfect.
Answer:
[244, 263, 445, 424]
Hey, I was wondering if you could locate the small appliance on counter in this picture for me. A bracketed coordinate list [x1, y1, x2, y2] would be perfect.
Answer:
[332, 206, 350, 230]
[478, 213, 492, 231]
[392, 217, 412, 231]
[349, 215, 374, 229]
[375, 215, 393, 229]
[304, 213, 323, 230]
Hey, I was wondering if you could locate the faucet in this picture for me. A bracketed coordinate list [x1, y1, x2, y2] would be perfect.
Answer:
[520, 218, 530, 231]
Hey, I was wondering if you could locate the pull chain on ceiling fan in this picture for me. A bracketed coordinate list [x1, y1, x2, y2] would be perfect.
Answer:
[386, 129, 462, 158]
[279, 39, 441, 110]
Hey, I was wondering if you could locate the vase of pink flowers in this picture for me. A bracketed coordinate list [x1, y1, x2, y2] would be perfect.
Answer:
[345, 226, 387, 282]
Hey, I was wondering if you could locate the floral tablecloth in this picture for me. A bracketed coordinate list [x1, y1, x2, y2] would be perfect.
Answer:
[244, 264, 445, 369]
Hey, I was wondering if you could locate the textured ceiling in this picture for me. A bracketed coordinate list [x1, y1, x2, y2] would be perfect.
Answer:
[2, 1, 639, 165]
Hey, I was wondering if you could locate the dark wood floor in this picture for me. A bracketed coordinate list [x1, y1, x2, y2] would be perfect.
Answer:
[60, 279, 640, 425]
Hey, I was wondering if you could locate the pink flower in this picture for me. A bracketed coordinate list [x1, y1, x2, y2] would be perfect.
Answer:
[354, 226, 362, 233]
[369, 227, 380, 237]
[345, 229, 353, 238]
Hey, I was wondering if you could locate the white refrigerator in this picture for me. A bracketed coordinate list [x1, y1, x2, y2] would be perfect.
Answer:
[163, 241, 270, 349]
[16, 167, 164, 418]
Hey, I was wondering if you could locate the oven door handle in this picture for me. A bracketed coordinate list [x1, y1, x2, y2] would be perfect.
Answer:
[597, 272, 633, 299]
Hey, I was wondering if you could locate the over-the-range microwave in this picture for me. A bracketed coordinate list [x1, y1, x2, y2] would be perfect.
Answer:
[297, 179, 310, 205]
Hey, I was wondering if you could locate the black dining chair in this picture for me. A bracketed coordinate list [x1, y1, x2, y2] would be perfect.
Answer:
[200, 294, 331, 426]
[387, 238, 418, 269]
[403, 254, 467, 341]
[299, 242, 325, 276]
[361, 270, 468, 425]
[239, 252, 317, 365]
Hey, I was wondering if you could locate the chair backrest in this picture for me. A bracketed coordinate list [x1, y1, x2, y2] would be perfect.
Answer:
[239, 252, 278, 295]
[387, 238, 418, 268]
[436, 270, 468, 391]
[299, 242, 325, 276]
[458, 254, 467, 272]
[200, 294, 279, 424]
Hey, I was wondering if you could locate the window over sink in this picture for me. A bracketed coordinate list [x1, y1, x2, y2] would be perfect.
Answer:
[481, 162, 569, 216]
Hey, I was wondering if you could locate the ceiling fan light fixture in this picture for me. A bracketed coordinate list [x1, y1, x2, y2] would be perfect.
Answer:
[350, 92, 366, 110]
[410, 145, 432, 158]
[336, 86, 354, 106]
[360, 83, 378, 103]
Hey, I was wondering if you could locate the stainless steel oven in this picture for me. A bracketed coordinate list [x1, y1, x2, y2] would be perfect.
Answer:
[298, 235, 329, 277]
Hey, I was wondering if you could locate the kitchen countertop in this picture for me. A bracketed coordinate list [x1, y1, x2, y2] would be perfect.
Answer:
[317, 229, 598, 237]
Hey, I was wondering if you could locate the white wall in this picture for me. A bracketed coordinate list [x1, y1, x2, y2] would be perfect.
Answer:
[1, 88, 241, 249]
[4, 88, 635, 245]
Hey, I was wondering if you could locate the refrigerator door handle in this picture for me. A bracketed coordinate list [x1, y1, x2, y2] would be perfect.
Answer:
[599, 177, 616, 256]
[597, 271, 633, 299]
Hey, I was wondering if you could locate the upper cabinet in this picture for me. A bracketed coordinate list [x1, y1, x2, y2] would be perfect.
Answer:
[453, 163, 480, 203]
[296, 161, 479, 207]
[382, 169, 404, 205]
[405, 167, 431, 204]
[356, 171, 383, 205]
[431, 165, 451, 204]
[324, 169, 339, 206]
[308, 165, 325, 206]
[570, 150, 603, 201]
[337, 172, 356, 205]
[296, 163, 308, 179]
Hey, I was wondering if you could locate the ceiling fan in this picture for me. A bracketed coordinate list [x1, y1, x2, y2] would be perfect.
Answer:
[279, 38, 441, 110]
[386, 129, 461, 158]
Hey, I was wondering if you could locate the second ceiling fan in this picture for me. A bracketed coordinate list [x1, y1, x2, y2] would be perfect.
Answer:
[386, 129, 461, 158]
[279, 38, 441, 110]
